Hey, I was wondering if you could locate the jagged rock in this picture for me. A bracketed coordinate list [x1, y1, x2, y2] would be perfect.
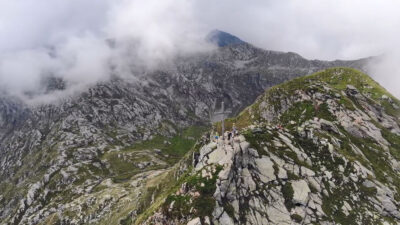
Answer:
[277, 167, 288, 179]
[341, 201, 352, 216]
[218, 212, 234, 225]
[255, 156, 276, 183]
[208, 146, 227, 164]
[291, 180, 311, 206]
[241, 168, 256, 192]
[266, 191, 292, 225]
[301, 166, 315, 177]
[307, 177, 321, 192]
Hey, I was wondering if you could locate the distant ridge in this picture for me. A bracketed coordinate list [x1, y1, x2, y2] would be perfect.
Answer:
[206, 29, 246, 47]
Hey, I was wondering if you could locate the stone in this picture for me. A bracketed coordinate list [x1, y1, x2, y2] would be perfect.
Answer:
[207, 147, 226, 164]
[341, 201, 352, 216]
[219, 211, 234, 225]
[218, 166, 231, 180]
[241, 168, 257, 192]
[338, 165, 345, 173]
[255, 156, 276, 183]
[238, 135, 246, 143]
[324, 171, 332, 180]
[291, 180, 311, 205]
[277, 167, 288, 179]
[187, 217, 201, 225]
[240, 141, 250, 151]
[307, 177, 321, 192]
[301, 166, 315, 177]
[266, 203, 292, 225]
[204, 216, 211, 225]
[248, 148, 259, 157]
[308, 199, 316, 210]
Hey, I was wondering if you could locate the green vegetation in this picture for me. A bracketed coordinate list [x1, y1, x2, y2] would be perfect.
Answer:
[162, 195, 191, 218]
[280, 101, 335, 127]
[133, 136, 211, 225]
[125, 67, 400, 224]
[234, 67, 400, 126]
[291, 214, 303, 223]
[126, 125, 208, 159]
[99, 125, 208, 182]
[281, 182, 294, 210]
[45, 68, 400, 224]
[159, 165, 223, 221]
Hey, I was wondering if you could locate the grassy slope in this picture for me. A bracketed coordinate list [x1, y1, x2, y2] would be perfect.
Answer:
[232, 67, 400, 126]
[136, 67, 400, 224]
[30, 67, 399, 224]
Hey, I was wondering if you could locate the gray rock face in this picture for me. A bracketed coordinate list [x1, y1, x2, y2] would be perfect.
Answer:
[291, 180, 311, 206]
[254, 156, 276, 183]
[0, 38, 374, 224]
[147, 68, 400, 225]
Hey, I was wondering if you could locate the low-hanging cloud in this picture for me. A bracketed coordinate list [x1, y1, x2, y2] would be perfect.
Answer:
[0, 0, 212, 104]
[1, 0, 400, 104]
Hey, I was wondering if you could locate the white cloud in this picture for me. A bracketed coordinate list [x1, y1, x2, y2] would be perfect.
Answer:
[0, 0, 400, 101]
[0, 0, 211, 103]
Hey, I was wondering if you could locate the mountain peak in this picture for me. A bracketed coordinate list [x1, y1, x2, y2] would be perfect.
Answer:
[206, 29, 246, 47]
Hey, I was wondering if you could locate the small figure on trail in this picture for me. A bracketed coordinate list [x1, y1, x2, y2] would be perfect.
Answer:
[228, 132, 232, 141]
[232, 123, 237, 136]
[215, 132, 219, 142]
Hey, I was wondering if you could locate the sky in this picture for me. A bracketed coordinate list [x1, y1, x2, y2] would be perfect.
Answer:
[0, 0, 400, 103]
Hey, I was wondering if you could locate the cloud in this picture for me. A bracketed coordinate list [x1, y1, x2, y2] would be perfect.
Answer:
[0, 0, 212, 104]
[0, 0, 400, 102]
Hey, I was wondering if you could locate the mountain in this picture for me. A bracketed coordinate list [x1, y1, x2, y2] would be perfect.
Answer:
[142, 68, 400, 225]
[206, 30, 246, 47]
[0, 32, 377, 224]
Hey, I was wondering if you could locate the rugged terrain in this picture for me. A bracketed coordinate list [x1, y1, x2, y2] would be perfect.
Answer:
[143, 68, 400, 225]
[0, 32, 377, 224]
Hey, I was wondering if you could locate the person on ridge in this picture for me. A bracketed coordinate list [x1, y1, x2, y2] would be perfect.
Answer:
[232, 123, 237, 137]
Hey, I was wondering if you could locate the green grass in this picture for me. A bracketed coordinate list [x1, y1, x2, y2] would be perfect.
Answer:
[155, 165, 223, 222]
[291, 214, 303, 223]
[125, 125, 208, 160]
[99, 125, 209, 182]
[103, 152, 151, 182]
[233, 67, 400, 125]
[281, 182, 294, 210]
[57, 67, 400, 225]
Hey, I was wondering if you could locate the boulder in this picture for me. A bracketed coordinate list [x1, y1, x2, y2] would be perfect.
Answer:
[187, 217, 201, 225]
[255, 156, 276, 183]
[291, 180, 311, 205]
[219, 211, 234, 225]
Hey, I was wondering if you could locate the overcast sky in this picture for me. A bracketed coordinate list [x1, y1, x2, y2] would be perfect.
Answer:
[0, 0, 400, 102]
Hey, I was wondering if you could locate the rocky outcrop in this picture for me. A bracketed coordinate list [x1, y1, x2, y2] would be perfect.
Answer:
[142, 68, 400, 225]
[0, 34, 376, 224]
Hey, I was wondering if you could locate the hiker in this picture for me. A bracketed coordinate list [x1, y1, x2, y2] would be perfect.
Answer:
[228, 132, 232, 141]
[232, 123, 237, 136]
[215, 132, 219, 142]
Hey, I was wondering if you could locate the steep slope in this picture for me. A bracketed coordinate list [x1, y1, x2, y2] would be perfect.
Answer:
[142, 68, 400, 225]
[0, 32, 373, 224]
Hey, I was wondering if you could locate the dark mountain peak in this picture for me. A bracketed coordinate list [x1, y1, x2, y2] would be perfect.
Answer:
[206, 29, 246, 47]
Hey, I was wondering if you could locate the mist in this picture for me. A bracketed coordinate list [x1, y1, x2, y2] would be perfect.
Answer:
[1, 0, 400, 103]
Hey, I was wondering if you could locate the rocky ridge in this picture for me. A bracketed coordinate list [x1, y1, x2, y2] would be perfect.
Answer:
[142, 68, 400, 225]
[0, 31, 374, 225]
